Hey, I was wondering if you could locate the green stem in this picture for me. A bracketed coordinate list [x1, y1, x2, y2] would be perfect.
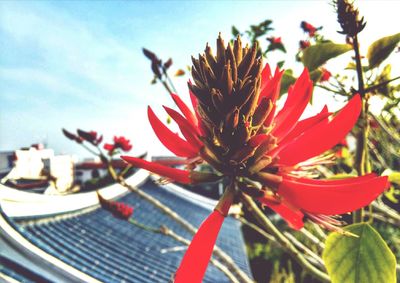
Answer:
[119, 164, 132, 178]
[364, 75, 400, 93]
[241, 195, 330, 283]
[315, 83, 346, 95]
[215, 179, 236, 216]
[352, 33, 369, 223]
[161, 80, 174, 95]
[81, 143, 99, 157]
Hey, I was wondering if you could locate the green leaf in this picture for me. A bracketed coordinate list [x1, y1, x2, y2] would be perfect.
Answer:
[232, 26, 240, 37]
[302, 43, 352, 71]
[323, 223, 397, 283]
[280, 70, 296, 95]
[367, 33, 400, 69]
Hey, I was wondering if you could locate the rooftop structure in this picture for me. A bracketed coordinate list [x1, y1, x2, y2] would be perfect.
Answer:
[0, 166, 252, 282]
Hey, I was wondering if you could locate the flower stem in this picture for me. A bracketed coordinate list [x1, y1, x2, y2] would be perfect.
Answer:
[215, 179, 236, 216]
[352, 33, 369, 223]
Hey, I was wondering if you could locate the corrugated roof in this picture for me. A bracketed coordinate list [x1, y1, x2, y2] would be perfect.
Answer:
[8, 180, 252, 282]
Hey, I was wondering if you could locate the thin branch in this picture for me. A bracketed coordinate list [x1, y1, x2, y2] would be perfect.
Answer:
[239, 218, 327, 273]
[370, 113, 400, 144]
[372, 201, 400, 225]
[364, 76, 400, 93]
[299, 228, 325, 251]
[241, 194, 330, 283]
[315, 83, 346, 95]
[283, 232, 325, 269]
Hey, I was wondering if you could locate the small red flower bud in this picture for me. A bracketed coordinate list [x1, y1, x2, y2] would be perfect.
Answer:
[299, 40, 310, 50]
[97, 192, 134, 220]
[319, 69, 332, 82]
[301, 21, 318, 36]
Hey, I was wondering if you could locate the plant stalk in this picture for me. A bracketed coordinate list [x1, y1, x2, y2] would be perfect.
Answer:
[241, 194, 330, 283]
[352, 33, 370, 223]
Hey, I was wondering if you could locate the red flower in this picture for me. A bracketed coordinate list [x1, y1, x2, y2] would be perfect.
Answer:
[114, 136, 132, 151]
[97, 192, 133, 220]
[301, 21, 318, 36]
[299, 40, 310, 50]
[268, 36, 282, 45]
[122, 36, 388, 281]
[319, 69, 332, 82]
[104, 136, 132, 154]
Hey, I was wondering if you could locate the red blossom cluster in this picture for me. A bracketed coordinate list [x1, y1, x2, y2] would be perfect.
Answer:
[301, 21, 318, 37]
[104, 136, 132, 154]
[122, 36, 388, 282]
[97, 192, 133, 220]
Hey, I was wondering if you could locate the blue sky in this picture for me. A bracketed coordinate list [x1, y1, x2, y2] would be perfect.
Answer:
[0, 1, 399, 158]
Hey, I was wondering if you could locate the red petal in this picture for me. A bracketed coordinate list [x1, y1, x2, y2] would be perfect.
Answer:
[121, 156, 191, 184]
[272, 69, 313, 141]
[163, 106, 203, 149]
[170, 93, 198, 127]
[174, 211, 225, 283]
[189, 83, 207, 137]
[260, 64, 272, 90]
[277, 94, 362, 166]
[278, 106, 330, 147]
[278, 175, 388, 215]
[258, 197, 304, 230]
[259, 67, 283, 103]
[103, 143, 114, 151]
[148, 106, 198, 158]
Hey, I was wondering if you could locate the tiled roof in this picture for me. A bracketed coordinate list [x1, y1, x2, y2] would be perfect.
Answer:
[0, 255, 52, 283]
[7, 180, 252, 282]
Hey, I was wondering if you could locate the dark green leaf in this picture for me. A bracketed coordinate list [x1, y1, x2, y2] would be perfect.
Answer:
[323, 223, 397, 283]
[277, 61, 285, 69]
[280, 70, 296, 95]
[367, 33, 400, 69]
[232, 26, 240, 37]
[302, 43, 352, 71]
